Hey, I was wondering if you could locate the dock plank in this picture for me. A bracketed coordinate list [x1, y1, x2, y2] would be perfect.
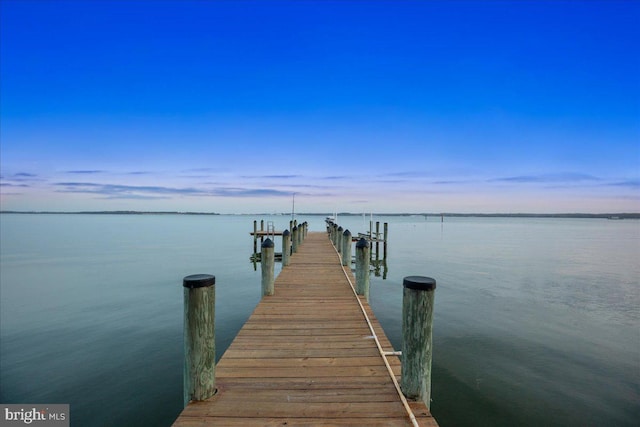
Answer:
[172, 231, 437, 426]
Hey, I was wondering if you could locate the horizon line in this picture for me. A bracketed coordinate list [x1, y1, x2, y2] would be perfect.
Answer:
[1, 210, 639, 219]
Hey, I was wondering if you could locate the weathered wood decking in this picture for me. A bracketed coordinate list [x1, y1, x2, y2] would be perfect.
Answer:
[173, 232, 438, 426]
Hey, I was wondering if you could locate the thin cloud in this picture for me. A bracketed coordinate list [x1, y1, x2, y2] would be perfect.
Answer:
[1, 183, 30, 188]
[66, 170, 106, 174]
[212, 188, 297, 197]
[259, 175, 301, 179]
[53, 181, 306, 199]
[320, 175, 350, 180]
[604, 179, 640, 189]
[14, 172, 37, 178]
[432, 180, 472, 185]
[55, 182, 209, 197]
[491, 173, 601, 183]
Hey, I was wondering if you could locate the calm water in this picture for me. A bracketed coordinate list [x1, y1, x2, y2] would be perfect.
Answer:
[1, 214, 638, 426]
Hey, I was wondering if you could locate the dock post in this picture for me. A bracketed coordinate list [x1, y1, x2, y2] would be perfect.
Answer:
[375, 221, 380, 257]
[304, 222, 308, 238]
[253, 220, 258, 253]
[383, 222, 388, 259]
[292, 226, 299, 253]
[282, 229, 291, 266]
[183, 274, 216, 406]
[261, 238, 275, 296]
[260, 220, 264, 243]
[336, 226, 343, 253]
[355, 238, 370, 301]
[369, 221, 373, 252]
[342, 229, 352, 266]
[298, 223, 304, 246]
[401, 276, 436, 409]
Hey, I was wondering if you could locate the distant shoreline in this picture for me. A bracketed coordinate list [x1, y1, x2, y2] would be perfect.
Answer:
[1, 211, 639, 219]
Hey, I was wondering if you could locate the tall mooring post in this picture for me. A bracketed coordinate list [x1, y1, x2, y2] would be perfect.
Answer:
[253, 220, 258, 253]
[383, 222, 388, 259]
[400, 276, 436, 409]
[282, 229, 291, 266]
[342, 229, 352, 266]
[183, 274, 216, 407]
[292, 226, 299, 253]
[336, 226, 343, 253]
[355, 238, 370, 301]
[261, 238, 275, 296]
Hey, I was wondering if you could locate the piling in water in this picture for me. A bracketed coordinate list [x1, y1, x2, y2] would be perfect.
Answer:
[183, 274, 216, 406]
[400, 276, 436, 409]
[253, 220, 258, 253]
[383, 222, 388, 259]
[355, 238, 370, 301]
[261, 238, 275, 296]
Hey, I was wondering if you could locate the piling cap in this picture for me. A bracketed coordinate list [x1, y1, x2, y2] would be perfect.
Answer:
[282, 229, 290, 236]
[403, 276, 436, 291]
[292, 225, 298, 231]
[338, 226, 343, 231]
[356, 237, 368, 248]
[183, 274, 215, 288]
[343, 229, 351, 236]
[262, 238, 274, 248]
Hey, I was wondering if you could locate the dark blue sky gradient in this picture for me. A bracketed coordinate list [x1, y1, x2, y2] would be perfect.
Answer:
[1, 0, 638, 213]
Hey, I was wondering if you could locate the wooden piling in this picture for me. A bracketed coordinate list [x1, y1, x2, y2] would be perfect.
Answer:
[355, 238, 370, 301]
[342, 229, 352, 266]
[282, 229, 290, 266]
[369, 221, 374, 252]
[182, 274, 216, 406]
[336, 226, 343, 253]
[384, 222, 388, 259]
[261, 239, 275, 296]
[253, 220, 258, 253]
[292, 226, 299, 253]
[400, 276, 436, 409]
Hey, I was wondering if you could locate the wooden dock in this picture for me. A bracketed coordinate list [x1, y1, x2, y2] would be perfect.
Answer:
[173, 232, 438, 426]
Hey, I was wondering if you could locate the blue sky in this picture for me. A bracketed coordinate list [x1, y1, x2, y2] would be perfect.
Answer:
[1, 0, 638, 213]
